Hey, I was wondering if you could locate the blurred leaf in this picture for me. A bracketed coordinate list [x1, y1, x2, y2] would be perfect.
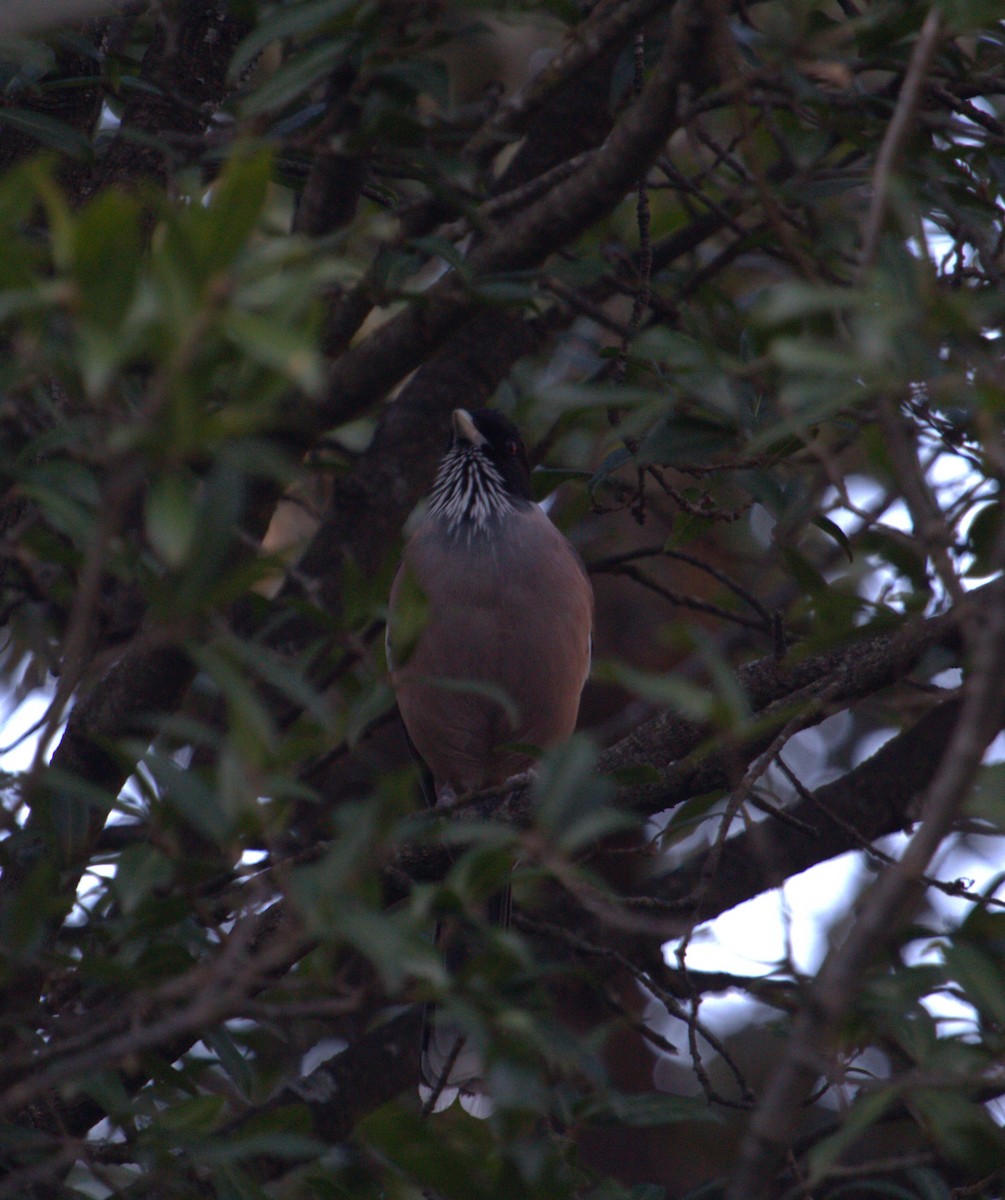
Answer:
[594, 661, 715, 722]
[409, 234, 470, 274]
[638, 414, 739, 468]
[146, 472, 199, 568]
[964, 764, 1005, 830]
[533, 735, 625, 853]
[112, 843, 174, 915]
[360, 1103, 489, 1200]
[336, 900, 442, 991]
[195, 1129, 326, 1164]
[963, 499, 1002, 578]
[230, 0, 357, 79]
[72, 189, 141, 332]
[859, 529, 930, 592]
[159, 1094, 226, 1133]
[241, 40, 347, 116]
[661, 791, 721, 843]
[589, 446, 634, 493]
[912, 1088, 1005, 1173]
[222, 310, 324, 393]
[0, 107, 92, 158]
[195, 148, 273, 278]
[782, 546, 830, 597]
[20, 460, 99, 543]
[594, 1091, 721, 1127]
[806, 1087, 894, 1183]
[444, 843, 517, 912]
[531, 467, 591, 502]
[77, 1071, 135, 1121]
[203, 1026, 255, 1100]
[206, 1165, 271, 1200]
[812, 515, 853, 563]
[941, 942, 1005, 1026]
[386, 563, 429, 670]
[145, 752, 234, 844]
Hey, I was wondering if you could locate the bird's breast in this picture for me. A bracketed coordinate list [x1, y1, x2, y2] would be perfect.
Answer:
[390, 506, 593, 792]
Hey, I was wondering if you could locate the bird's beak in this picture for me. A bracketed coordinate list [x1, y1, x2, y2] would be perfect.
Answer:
[452, 408, 486, 447]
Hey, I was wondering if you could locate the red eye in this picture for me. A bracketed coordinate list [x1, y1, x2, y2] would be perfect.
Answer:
[505, 439, 519, 456]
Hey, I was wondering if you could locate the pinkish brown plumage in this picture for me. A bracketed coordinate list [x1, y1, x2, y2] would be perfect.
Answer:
[386, 407, 593, 1113]
[388, 408, 592, 799]
[391, 499, 592, 794]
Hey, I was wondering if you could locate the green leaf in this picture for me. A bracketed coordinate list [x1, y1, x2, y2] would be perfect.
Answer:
[630, 327, 710, 369]
[230, 0, 357, 79]
[206, 1164, 271, 1200]
[533, 734, 625, 854]
[964, 763, 1005, 829]
[594, 1090, 721, 1127]
[661, 792, 722, 843]
[222, 310, 324, 393]
[941, 942, 1005, 1026]
[21, 459, 99, 543]
[756, 281, 862, 325]
[145, 752, 234, 844]
[386, 562, 429, 670]
[589, 447, 634, 492]
[241, 40, 347, 117]
[72, 189, 141, 332]
[195, 148, 273, 276]
[0, 1120, 59, 1155]
[332, 900, 442, 991]
[807, 1088, 894, 1183]
[112, 843, 174, 915]
[78, 1071, 135, 1122]
[912, 1088, 1005, 1173]
[638, 414, 739, 468]
[964, 499, 1002, 578]
[146, 473, 199, 568]
[594, 661, 715, 722]
[859, 528, 930, 591]
[359, 1103, 490, 1200]
[782, 546, 830, 597]
[202, 1026, 254, 1100]
[409, 235, 470, 273]
[195, 1130, 326, 1164]
[0, 107, 92, 158]
[159, 1094, 226, 1133]
[812, 514, 853, 563]
[530, 467, 591, 502]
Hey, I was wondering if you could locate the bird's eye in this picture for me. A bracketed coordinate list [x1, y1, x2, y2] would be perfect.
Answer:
[505, 438, 519, 456]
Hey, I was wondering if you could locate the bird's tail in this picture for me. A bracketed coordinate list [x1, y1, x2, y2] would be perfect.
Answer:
[419, 881, 511, 1118]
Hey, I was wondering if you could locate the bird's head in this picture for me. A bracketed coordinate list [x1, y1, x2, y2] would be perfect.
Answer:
[428, 408, 532, 531]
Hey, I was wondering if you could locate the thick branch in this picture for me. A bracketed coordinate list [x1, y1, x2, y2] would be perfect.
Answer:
[727, 595, 1005, 1197]
[392, 586, 995, 894]
[315, 0, 709, 427]
[651, 695, 970, 923]
[88, 1, 250, 196]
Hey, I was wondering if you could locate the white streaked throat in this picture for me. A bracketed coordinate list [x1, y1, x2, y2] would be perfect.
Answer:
[427, 445, 517, 532]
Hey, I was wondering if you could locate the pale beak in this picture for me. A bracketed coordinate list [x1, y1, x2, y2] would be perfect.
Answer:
[452, 408, 486, 447]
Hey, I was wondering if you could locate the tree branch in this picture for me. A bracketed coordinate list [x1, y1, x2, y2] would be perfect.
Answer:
[727, 573, 1005, 1199]
[315, 0, 709, 427]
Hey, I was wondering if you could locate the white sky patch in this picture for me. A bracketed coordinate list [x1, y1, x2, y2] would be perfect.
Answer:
[0, 688, 60, 774]
[984, 728, 1005, 764]
[666, 850, 869, 1037]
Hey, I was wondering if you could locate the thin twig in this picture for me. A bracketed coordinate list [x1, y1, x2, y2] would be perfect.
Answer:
[858, 8, 944, 277]
[420, 1033, 467, 1118]
[727, 529, 1005, 1199]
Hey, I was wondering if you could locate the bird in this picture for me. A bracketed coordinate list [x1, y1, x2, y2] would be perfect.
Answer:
[386, 407, 594, 1114]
